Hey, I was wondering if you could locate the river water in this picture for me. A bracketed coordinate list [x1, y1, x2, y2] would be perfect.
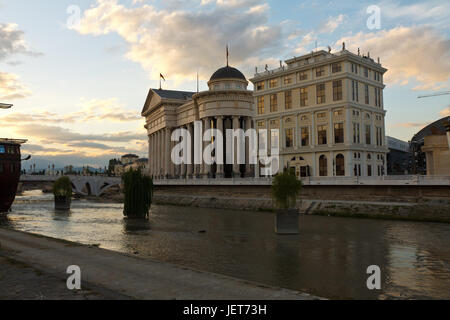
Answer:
[2, 190, 449, 299]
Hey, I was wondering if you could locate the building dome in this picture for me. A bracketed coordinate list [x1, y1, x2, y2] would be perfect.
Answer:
[210, 66, 246, 81]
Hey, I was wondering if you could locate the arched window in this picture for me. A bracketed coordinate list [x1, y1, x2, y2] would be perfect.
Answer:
[336, 154, 345, 176]
[319, 155, 327, 176]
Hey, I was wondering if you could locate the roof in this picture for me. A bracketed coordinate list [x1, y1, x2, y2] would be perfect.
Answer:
[412, 116, 450, 143]
[210, 66, 246, 81]
[153, 89, 194, 101]
[122, 154, 139, 158]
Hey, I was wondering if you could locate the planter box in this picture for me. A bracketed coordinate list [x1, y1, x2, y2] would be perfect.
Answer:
[275, 208, 300, 234]
[54, 196, 71, 210]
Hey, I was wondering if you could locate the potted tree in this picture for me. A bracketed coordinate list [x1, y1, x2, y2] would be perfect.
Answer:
[53, 176, 72, 210]
[122, 168, 153, 219]
[271, 169, 303, 234]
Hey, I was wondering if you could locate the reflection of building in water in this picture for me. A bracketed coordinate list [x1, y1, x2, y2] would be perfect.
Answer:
[251, 45, 388, 178]
[386, 136, 410, 175]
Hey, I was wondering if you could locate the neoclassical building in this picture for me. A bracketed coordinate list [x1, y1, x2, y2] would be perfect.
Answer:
[142, 46, 389, 179]
[142, 66, 255, 179]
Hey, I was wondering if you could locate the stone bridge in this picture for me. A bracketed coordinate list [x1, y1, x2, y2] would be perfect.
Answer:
[20, 175, 122, 197]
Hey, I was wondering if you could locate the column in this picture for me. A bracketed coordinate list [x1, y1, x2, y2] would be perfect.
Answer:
[329, 110, 333, 147]
[345, 108, 351, 145]
[169, 129, 175, 178]
[164, 128, 171, 178]
[232, 116, 240, 177]
[181, 125, 187, 178]
[295, 114, 299, 148]
[159, 130, 164, 178]
[203, 118, 211, 178]
[245, 117, 252, 177]
[155, 131, 159, 178]
[187, 122, 194, 178]
[311, 112, 315, 148]
[216, 116, 224, 178]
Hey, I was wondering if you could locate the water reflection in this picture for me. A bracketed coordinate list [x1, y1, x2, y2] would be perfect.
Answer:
[4, 197, 450, 299]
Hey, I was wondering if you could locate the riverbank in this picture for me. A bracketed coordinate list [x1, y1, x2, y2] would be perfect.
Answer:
[0, 228, 318, 300]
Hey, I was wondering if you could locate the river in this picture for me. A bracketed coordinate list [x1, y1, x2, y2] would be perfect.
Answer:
[2, 190, 449, 299]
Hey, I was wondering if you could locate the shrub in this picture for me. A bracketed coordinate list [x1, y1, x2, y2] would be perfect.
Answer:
[122, 169, 153, 219]
[53, 176, 73, 197]
[271, 170, 302, 210]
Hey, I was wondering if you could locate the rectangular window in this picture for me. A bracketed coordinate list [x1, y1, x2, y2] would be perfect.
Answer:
[301, 127, 309, 147]
[317, 125, 327, 145]
[334, 123, 344, 144]
[257, 96, 264, 114]
[271, 130, 279, 149]
[334, 110, 343, 117]
[352, 81, 359, 101]
[365, 84, 369, 104]
[285, 90, 292, 110]
[316, 67, 325, 77]
[376, 127, 383, 146]
[353, 123, 360, 143]
[368, 165, 372, 177]
[352, 64, 358, 74]
[270, 94, 278, 112]
[300, 87, 308, 106]
[365, 124, 371, 145]
[0, 145, 5, 153]
[332, 63, 342, 73]
[269, 79, 278, 88]
[364, 67, 369, 77]
[333, 80, 343, 101]
[284, 76, 293, 85]
[316, 84, 326, 104]
[256, 81, 265, 91]
[257, 121, 265, 127]
[317, 112, 326, 119]
[285, 129, 293, 148]
[299, 72, 308, 81]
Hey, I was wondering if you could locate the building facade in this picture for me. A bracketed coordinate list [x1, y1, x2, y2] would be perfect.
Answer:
[386, 136, 410, 175]
[250, 47, 388, 177]
[142, 66, 254, 179]
[142, 46, 389, 179]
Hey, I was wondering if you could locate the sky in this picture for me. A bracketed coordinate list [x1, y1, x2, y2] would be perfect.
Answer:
[0, 0, 449, 168]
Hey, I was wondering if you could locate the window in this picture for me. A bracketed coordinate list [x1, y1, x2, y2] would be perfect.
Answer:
[0, 145, 5, 153]
[334, 123, 344, 144]
[301, 127, 309, 147]
[354, 164, 361, 176]
[352, 81, 359, 102]
[284, 76, 293, 85]
[316, 84, 326, 104]
[271, 130, 279, 149]
[225, 83, 231, 89]
[300, 87, 308, 106]
[353, 123, 360, 143]
[333, 80, 342, 101]
[334, 110, 343, 117]
[336, 154, 345, 176]
[351, 63, 358, 74]
[317, 125, 327, 145]
[285, 129, 293, 148]
[269, 79, 278, 88]
[364, 67, 369, 77]
[319, 155, 327, 176]
[257, 121, 265, 127]
[299, 72, 308, 81]
[270, 94, 278, 112]
[214, 84, 220, 90]
[367, 165, 372, 177]
[365, 124, 371, 145]
[285, 90, 292, 110]
[256, 81, 265, 91]
[365, 84, 369, 104]
[316, 67, 325, 77]
[235, 83, 241, 89]
[376, 127, 383, 146]
[332, 63, 342, 73]
[375, 88, 381, 107]
[257, 96, 265, 114]
[317, 112, 326, 119]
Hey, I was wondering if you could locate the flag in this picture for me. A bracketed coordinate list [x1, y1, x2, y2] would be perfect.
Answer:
[160, 73, 166, 81]
[226, 45, 229, 66]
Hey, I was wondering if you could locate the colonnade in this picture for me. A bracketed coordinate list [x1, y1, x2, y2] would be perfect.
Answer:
[148, 116, 256, 179]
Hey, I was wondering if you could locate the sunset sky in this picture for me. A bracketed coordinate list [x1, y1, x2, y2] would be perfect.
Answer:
[0, 0, 449, 168]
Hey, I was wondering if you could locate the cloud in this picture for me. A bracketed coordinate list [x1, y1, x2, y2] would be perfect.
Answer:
[336, 26, 450, 90]
[439, 106, 450, 118]
[380, 0, 450, 22]
[74, 0, 282, 80]
[392, 122, 430, 128]
[0, 71, 31, 100]
[0, 23, 42, 61]
[319, 14, 346, 34]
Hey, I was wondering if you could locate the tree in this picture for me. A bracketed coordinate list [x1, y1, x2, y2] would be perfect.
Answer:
[271, 169, 302, 210]
[122, 169, 153, 219]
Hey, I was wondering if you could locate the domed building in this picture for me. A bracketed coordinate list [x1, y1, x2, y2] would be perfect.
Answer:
[141, 65, 255, 179]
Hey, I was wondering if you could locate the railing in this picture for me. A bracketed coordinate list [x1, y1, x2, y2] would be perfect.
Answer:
[153, 175, 450, 186]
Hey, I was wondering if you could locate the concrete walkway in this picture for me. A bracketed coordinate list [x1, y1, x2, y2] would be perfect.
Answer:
[0, 228, 318, 300]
